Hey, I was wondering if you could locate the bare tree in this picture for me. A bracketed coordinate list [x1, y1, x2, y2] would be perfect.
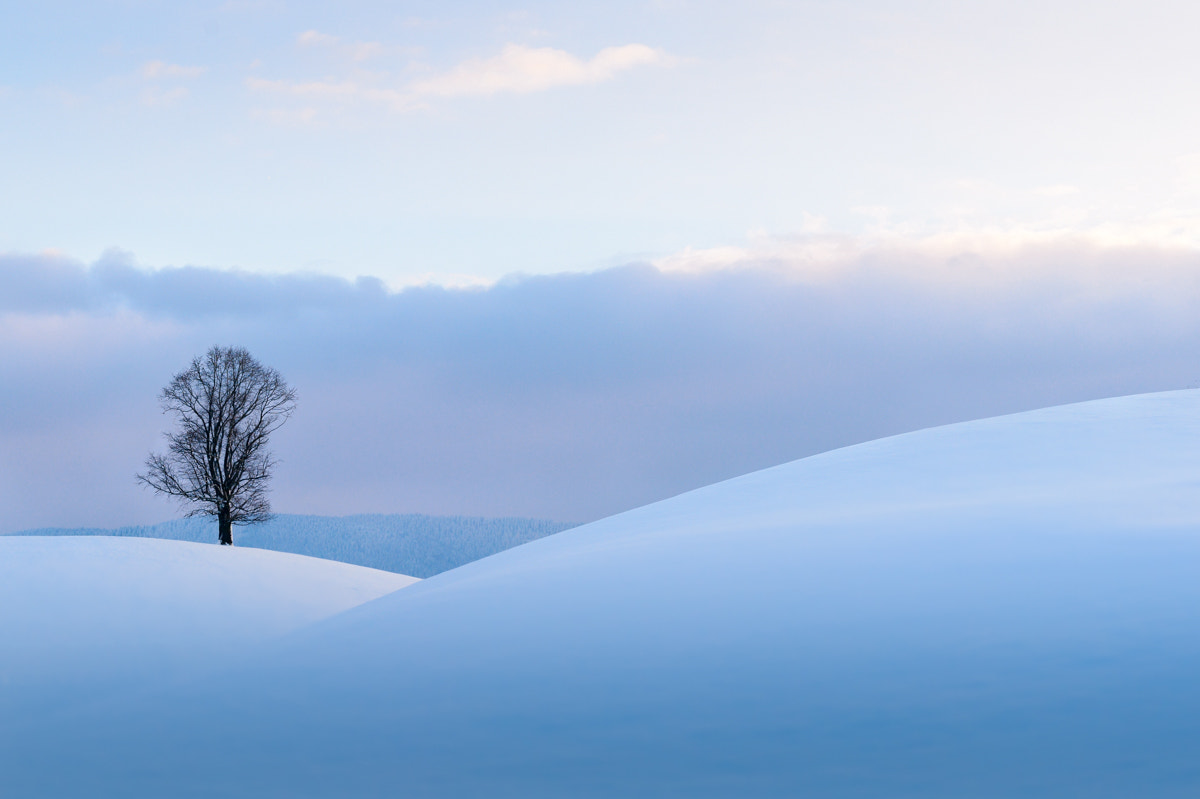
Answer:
[138, 346, 297, 546]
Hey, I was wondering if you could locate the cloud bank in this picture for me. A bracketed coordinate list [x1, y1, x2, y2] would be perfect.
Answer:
[3, 241, 1200, 534]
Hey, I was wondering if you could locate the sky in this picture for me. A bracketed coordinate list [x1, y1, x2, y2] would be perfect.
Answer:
[4, 0, 1200, 532]
[3, 0, 1200, 282]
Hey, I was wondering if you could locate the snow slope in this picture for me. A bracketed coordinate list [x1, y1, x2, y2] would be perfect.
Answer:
[8, 513, 575, 576]
[6, 391, 1200, 796]
[0, 537, 415, 730]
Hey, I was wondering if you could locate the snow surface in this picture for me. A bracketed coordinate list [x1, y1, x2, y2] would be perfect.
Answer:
[0, 537, 415, 730]
[8, 513, 575, 576]
[6, 391, 1200, 796]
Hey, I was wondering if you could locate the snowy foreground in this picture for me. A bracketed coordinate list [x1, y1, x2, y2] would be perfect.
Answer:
[6, 391, 1200, 796]
[0, 538, 415, 730]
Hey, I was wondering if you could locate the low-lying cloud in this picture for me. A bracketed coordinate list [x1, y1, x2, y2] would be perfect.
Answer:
[3, 241, 1200, 534]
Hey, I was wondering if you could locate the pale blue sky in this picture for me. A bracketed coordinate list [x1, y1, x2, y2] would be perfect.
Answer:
[4, 0, 1200, 284]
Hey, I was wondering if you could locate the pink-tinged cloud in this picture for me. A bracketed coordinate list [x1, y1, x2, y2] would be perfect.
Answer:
[410, 44, 672, 97]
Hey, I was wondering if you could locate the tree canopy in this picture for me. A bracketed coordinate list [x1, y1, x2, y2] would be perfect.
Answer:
[138, 346, 297, 545]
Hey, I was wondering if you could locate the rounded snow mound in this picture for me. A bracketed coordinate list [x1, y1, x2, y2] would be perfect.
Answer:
[0, 536, 415, 725]
[7, 390, 1200, 797]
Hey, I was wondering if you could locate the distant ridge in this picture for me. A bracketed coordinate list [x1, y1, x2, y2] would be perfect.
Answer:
[6, 514, 576, 578]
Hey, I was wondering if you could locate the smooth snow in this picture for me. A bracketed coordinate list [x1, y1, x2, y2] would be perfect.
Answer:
[0, 537, 415, 727]
[7, 513, 575, 577]
[6, 391, 1200, 796]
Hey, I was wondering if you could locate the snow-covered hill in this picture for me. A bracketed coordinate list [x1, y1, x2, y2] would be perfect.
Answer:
[6, 391, 1200, 796]
[0, 537, 414, 731]
[7, 513, 575, 577]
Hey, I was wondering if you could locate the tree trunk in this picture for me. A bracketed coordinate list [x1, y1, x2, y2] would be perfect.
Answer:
[218, 509, 233, 546]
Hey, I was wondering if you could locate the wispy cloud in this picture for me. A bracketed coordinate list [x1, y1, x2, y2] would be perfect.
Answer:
[297, 30, 338, 47]
[654, 221, 1200, 280]
[246, 77, 409, 110]
[141, 60, 207, 79]
[248, 42, 674, 118]
[297, 30, 383, 62]
[410, 44, 672, 97]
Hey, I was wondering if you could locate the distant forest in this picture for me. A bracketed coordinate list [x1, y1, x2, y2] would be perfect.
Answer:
[8, 514, 577, 578]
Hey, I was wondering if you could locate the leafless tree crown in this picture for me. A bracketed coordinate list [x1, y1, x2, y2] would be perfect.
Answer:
[138, 346, 297, 543]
